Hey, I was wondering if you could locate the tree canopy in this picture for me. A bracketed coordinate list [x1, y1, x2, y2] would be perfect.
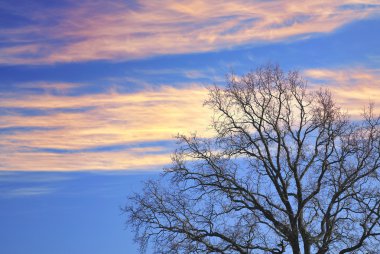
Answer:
[125, 65, 380, 254]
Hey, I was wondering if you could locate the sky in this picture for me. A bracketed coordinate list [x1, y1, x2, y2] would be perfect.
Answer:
[1, 0, 380, 253]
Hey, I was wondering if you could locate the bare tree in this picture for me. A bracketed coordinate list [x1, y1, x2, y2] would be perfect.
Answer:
[124, 64, 380, 254]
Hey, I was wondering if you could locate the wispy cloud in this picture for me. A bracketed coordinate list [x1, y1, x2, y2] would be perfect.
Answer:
[1, 0, 379, 64]
[0, 171, 73, 183]
[14, 82, 82, 93]
[1, 67, 379, 171]
[304, 67, 380, 115]
[0, 84, 211, 171]
[0, 187, 54, 198]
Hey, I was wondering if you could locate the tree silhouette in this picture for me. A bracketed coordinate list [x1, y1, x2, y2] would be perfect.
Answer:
[125, 65, 380, 254]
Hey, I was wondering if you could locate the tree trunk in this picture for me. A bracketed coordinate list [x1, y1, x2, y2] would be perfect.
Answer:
[291, 244, 301, 254]
[290, 237, 301, 254]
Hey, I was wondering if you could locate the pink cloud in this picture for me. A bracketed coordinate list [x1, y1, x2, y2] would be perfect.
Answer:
[1, 66, 380, 171]
[0, 84, 211, 171]
[1, 0, 379, 64]
[304, 67, 380, 116]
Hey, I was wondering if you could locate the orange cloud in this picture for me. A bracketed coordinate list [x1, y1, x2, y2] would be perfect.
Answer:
[304, 67, 380, 116]
[2, 68, 380, 171]
[0, 85, 211, 171]
[0, 149, 173, 172]
[1, 0, 378, 64]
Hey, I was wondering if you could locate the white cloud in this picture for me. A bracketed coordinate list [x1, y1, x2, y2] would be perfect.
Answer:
[0, 187, 54, 198]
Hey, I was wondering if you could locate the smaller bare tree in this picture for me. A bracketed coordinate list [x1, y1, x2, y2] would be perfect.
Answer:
[125, 64, 380, 254]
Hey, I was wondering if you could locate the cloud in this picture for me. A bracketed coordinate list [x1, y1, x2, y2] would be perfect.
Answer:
[0, 84, 211, 171]
[14, 82, 82, 93]
[0, 171, 73, 183]
[1, 149, 173, 171]
[1, 68, 380, 171]
[1, 0, 379, 64]
[304, 67, 380, 116]
[0, 187, 54, 198]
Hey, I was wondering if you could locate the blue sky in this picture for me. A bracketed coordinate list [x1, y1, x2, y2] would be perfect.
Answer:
[1, 1, 380, 253]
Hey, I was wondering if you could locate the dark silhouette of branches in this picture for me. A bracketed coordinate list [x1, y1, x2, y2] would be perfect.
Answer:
[124, 64, 380, 254]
